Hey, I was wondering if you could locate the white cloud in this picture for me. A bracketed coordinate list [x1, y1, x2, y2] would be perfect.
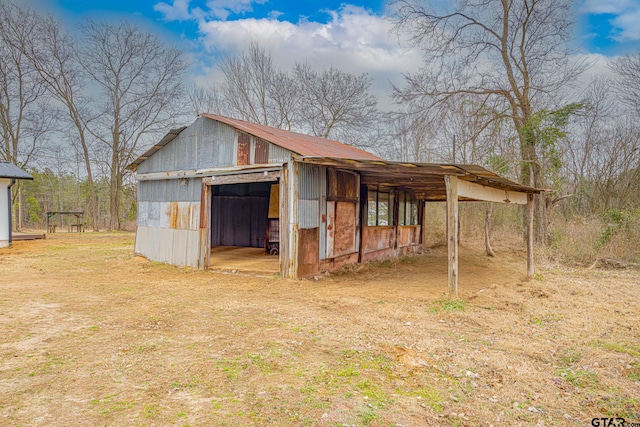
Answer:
[204, 0, 267, 20]
[191, 5, 422, 108]
[611, 8, 640, 41]
[155, 0, 267, 21]
[154, 0, 192, 21]
[580, 0, 635, 15]
[580, 0, 640, 43]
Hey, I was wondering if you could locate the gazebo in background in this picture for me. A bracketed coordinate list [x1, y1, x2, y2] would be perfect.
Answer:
[0, 162, 34, 248]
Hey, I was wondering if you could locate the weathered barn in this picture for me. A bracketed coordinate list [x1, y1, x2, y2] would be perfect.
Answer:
[128, 114, 540, 293]
[0, 162, 33, 248]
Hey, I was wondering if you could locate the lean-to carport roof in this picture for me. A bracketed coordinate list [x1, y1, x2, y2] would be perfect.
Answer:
[0, 162, 33, 180]
[297, 156, 540, 199]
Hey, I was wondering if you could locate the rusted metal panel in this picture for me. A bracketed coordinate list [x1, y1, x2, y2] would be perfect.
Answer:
[334, 201, 356, 256]
[255, 138, 269, 163]
[362, 226, 396, 254]
[319, 252, 359, 273]
[237, 133, 250, 165]
[398, 225, 420, 247]
[297, 227, 320, 277]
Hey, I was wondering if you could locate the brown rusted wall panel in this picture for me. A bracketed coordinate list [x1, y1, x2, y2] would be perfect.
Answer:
[237, 133, 250, 165]
[327, 168, 358, 201]
[362, 226, 395, 253]
[399, 225, 420, 247]
[336, 171, 358, 199]
[334, 201, 356, 256]
[298, 227, 319, 277]
[255, 138, 269, 164]
[319, 252, 359, 273]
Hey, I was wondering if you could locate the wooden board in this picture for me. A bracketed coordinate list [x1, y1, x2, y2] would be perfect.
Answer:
[268, 184, 279, 219]
[298, 227, 320, 277]
[334, 201, 356, 256]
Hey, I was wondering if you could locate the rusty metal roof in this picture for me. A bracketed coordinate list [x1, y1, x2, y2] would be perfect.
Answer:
[0, 162, 33, 180]
[297, 157, 541, 196]
[200, 114, 383, 160]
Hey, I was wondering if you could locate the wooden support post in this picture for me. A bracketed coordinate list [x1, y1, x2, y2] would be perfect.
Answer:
[445, 175, 459, 297]
[284, 160, 299, 279]
[198, 182, 211, 269]
[526, 192, 534, 278]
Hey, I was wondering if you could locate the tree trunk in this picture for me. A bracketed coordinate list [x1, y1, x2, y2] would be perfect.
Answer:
[484, 202, 496, 257]
[109, 129, 120, 230]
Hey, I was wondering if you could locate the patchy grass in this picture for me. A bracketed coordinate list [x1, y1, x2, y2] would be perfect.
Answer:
[0, 233, 639, 426]
[428, 297, 467, 313]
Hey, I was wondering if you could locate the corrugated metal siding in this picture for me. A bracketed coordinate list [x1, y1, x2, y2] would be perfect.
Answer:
[268, 143, 291, 164]
[137, 178, 202, 229]
[138, 178, 201, 202]
[299, 163, 322, 229]
[135, 226, 200, 267]
[137, 117, 242, 173]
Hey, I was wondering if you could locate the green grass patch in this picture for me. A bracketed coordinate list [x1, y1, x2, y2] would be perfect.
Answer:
[558, 368, 598, 388]
[216, 357, 248, 379]
[246, 353, 273, 372]
[593, 341, 640, 357]
[429, 298, 467, 313]
[404, 385, 444, 412]
[559, 347, 582, 366]
[90, 394, 136, 415]
[627, 363, 640, 381]
[358, 406, 380, 425]
[355, 380, 390, 408]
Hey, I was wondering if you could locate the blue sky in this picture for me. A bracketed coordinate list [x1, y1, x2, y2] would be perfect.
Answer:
[26, 0, 640, 106]
[39, 0, 639, 55]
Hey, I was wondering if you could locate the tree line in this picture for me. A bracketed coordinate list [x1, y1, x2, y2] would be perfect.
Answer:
[2, 0, 639, 246]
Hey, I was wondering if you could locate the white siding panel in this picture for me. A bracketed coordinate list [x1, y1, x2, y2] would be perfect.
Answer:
[135, 226, 200, 267]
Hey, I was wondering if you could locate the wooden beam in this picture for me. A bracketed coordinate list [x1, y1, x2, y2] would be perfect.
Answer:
[526, 193, 534, 278]
[445, 175, 459, 297]
[458, 179, 528, 205]
[202, 170, 280, 185]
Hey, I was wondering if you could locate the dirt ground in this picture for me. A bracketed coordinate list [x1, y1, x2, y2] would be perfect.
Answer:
[1, 232, 638, 427]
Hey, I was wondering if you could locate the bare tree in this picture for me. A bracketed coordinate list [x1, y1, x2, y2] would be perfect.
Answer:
[25, 9, 101, 231]
[293, 63, 381, 147]
[218, 41, 297, 129]
[391, 0, 586, 242]
[611, 50, 640, 116]
[187, 82, 223, 116]
[0, 0, 51, 168]
[79, 20, 187, 230]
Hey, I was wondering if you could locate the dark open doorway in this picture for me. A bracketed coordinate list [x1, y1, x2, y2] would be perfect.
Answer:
[210, 182, 273, 248]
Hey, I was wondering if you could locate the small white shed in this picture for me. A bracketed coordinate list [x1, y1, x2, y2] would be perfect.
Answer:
[0, 162, 33, 248]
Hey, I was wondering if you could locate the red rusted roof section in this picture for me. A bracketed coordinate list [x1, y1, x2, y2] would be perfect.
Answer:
[200, 113, 383, 160]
